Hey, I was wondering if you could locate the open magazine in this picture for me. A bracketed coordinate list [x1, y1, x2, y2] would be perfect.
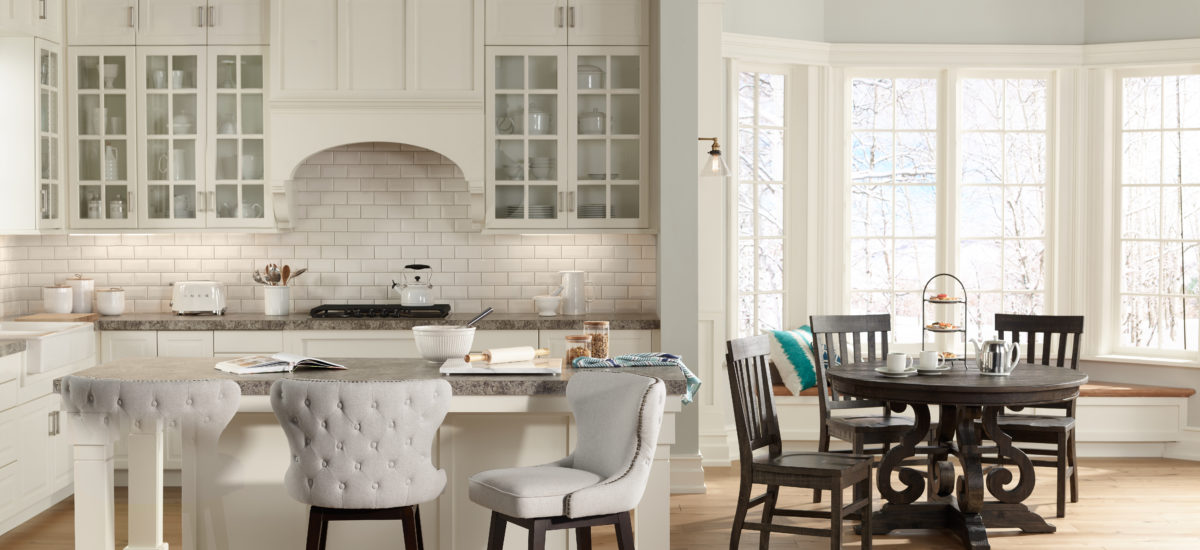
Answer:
[215, 353, 346, 374]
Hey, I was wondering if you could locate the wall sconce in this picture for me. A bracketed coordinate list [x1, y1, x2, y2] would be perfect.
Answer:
[698, 137, 730, 177]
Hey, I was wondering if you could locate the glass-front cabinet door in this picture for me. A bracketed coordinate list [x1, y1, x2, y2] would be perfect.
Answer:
[486, 48, 568, 229]
[568, 47, 649, 228]
[70, 48, 136, 229]
[37, 41, 65, 230]
[207, 48, 269, 227]
[138, 48, 205, 228]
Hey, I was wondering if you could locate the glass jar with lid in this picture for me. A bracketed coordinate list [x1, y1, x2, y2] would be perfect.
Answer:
[565, 334, 593, 363]
[583, 321, 610, 359]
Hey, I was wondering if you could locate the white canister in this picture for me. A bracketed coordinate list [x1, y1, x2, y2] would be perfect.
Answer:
[264, 285, 291, 316]
[64, 274, 95, 314]
[42, 285, 73, 314]
[560, 270, 589, 315]
[96, 288, 126, 316]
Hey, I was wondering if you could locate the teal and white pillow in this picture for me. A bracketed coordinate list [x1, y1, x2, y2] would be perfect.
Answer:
[768, 326, 818, 395]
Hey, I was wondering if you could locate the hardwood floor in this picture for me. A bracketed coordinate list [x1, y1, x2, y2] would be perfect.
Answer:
[3, 458, 1199, 549]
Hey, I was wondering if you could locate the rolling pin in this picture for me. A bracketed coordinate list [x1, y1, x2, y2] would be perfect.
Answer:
[465, 347, 551, 364]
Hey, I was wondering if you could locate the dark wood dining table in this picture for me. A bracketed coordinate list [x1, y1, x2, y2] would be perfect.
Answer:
[826, 360, 1088, 550]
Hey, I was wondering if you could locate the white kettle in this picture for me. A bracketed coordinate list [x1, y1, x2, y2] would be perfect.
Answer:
[392, 264, 434, 306]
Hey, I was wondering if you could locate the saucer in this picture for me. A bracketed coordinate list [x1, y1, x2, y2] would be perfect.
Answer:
[916, 365, 952, 375]
[874, 367, 917, 378]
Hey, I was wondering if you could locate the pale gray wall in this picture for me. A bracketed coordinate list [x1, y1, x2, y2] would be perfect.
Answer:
[1084, 0, 1200, 44]
[823, 0, 1085, 44]
[657, 0, 700, 457]
[725, 0, 1200, 45]
[724, 0, 824, 41]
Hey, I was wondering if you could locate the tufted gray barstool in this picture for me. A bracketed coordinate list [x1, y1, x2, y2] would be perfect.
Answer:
[60, 376, 241, 550]
[270, 378, 451, 550]
[468, 372, 666, 550]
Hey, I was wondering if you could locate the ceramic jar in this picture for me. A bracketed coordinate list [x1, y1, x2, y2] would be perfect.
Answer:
[42, 285, 73, 314]
[64, 274, 94, 313]
[96, 288, 126, 316]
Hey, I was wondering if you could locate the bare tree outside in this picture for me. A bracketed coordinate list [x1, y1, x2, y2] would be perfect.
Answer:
[1120, 74, 1200, 351]
[737, 71, 786, 337]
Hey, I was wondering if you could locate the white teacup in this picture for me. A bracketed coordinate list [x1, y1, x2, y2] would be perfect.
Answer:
[919, 350, 946, 370]
[885, 352, 912, 372]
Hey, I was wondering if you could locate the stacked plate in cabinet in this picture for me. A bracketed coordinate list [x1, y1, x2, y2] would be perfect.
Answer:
[504, 205, 556, 219]
[578, 204, 607, 219]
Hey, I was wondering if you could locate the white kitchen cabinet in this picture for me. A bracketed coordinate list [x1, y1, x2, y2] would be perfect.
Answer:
[15, 394, 54, 507]
[34, 0, 61, 42]
[539, 329, 653, 358]
[136, 0, 207, 45]
[101, 330, 158, 361]
[67, 0, 266, 46]
[282, 329, 540, 359]
[270, 0, 481, 98]
[137, 47, 206, 227]
[0, 0, 35, 35]
[484, 0, 647, 46]
[213, 330, 282, 356]
[0, 37, 64, 234]
[66, 0, 136, 46]
[486, 46, 648, 230]
[205, 47, 269, 227]
[157, 330, 215, 356]
[68, 47, 138, 228]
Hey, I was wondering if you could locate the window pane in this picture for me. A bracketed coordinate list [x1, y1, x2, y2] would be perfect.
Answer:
[851, 184, 892, 237]
[960, 186, 1002, 238]
[757, 129, 784, 181]
[758, 184, 783, 237]
[850, 238, 892, 290]
[1004, 186, 1045, 238]
[1005, 79, 1047, 131]
[1123, 76, 1162, 130]
[757, 239, 784, 292]
[737, 183, 754, 236]
[894, 239, 935, 289]
[1123, 132, 1162, 184]
[738, 72, 755, 125]
[1004, 239, 1044, 291]
[961, 239, 1002, 290]
[1122, 187, 1161, 239]
[961, 132, 1002, 183]
[1121, 241, 1160, 293]
[1005, 133, 1046, 184]
[1121, 295, 1160, 347]
[738, 240, 754, 293]
[895, 185, 936, 237]
[961, 79, 1002, 131]
[895, 132, 937, 183]
[851, 78, 893, 130]
[851, 132, 893, 183]
[757, 293, 783, 334]
[757, 73, 785, 127]
[895, 78, 937, 130]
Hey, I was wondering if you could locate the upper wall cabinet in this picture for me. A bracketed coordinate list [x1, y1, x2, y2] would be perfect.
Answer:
[484, 0, 647, 46]
[66, 0, 267, 46]
[270, 0, 482, 99]
[0, 0, 64, 42]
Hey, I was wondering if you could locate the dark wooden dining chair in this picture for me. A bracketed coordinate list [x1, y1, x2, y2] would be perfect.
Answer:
[726, 335, 873, 550]
[989, 313, 1084, 519]
[808, 314, 915, 503]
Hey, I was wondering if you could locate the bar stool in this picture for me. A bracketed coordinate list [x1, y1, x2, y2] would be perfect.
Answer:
[468, 371, 666, 550]
[270, 378, 452, 550]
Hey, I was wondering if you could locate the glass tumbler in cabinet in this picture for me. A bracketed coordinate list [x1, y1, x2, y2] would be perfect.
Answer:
[488, 49, 568, 228]
[209, 49, 268, 227]
[140, 50, 204, 228]
[71, 49, 135, 229]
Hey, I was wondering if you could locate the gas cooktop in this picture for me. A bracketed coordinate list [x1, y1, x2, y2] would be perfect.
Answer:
[309, 304, 452, 319]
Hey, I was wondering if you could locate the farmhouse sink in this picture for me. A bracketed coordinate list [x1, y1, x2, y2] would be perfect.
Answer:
[0, 322, 95, 374]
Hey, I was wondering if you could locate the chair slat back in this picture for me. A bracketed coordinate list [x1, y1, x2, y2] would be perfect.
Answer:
[725, 335, 782, 462]
[809, 314, 892, 421]
[994, 314, 1084, 369]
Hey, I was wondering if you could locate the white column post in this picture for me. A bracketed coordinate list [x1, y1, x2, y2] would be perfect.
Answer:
[126, 418, 167, 550]
[634, 408, 677, 548]
[70, 411, 116, 550]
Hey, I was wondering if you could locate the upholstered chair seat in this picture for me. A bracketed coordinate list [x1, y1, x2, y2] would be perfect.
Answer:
[468, 371, 666, 550]
[270, 378, 452, 550]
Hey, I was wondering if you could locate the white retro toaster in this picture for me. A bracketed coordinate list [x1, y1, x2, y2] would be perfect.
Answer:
[170, 281, 227, 315]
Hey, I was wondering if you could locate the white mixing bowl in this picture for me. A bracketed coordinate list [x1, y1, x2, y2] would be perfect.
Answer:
[412, 325, 475, 362]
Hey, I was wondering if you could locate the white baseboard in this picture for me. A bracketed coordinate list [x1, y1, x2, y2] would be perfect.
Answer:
[699, 432, 734, 467]
[670, 453, 707, 494]
[1166, 428, 1200, 461]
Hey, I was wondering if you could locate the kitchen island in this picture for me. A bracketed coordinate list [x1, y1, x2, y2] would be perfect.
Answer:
[62, 357, 683, 550]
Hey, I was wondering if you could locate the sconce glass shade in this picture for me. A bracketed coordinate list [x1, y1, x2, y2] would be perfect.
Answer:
[699, 137, 730, 177]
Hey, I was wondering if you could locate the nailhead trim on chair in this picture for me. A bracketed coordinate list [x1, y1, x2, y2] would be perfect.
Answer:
[563, 378, 661, 517]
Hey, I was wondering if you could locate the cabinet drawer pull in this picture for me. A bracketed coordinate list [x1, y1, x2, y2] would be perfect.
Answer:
[568, 191, 576, 212]
[209, 191, 216, 215]
[198, 6, 205, 27]
[558, 191, 565, 212]
[128, 6, 135, 28]
[208, 6, 215, 27]
[568, 6, 575, 28]
[39, 0, 46, 20]
[557, 6, 564, 28]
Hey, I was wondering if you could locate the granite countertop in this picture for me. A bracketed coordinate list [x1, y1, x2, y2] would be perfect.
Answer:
[0, 339, 27, 359]
[93, 312, 660, 331]
[57, 356, 687, 396]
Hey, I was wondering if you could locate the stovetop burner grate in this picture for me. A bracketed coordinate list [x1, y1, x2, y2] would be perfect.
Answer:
[309, 304, 452, 319]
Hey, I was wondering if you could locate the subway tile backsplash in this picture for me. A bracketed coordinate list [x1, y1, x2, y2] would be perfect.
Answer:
[0, 143, 657, 317]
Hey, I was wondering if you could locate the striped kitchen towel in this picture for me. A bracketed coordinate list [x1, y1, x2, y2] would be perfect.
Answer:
[572, 353, 702, 405]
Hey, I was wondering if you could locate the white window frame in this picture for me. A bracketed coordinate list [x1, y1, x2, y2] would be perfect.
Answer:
[729, 62, 792, 338]
[1109, 65, 1200, 361]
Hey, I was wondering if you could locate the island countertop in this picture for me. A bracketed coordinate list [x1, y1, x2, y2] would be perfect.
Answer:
[93, 312, 660, 331]
[0, 339, 27, 359]
[58, 356, 687, 396]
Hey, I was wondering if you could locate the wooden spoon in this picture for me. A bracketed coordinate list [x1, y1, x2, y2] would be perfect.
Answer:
[281, 265, 291, 286]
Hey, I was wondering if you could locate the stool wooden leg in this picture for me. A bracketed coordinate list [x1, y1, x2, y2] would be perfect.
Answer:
[486, 512, 507, 550]
[305, 507, 326, 550]
[615, 511, 635, 550]
[529, 518, 549, 550]
[830, 485, 843, 550]
[576, 526, 593, 550]
[400, 506, 420, 550]
[759, 485, 779, 550]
